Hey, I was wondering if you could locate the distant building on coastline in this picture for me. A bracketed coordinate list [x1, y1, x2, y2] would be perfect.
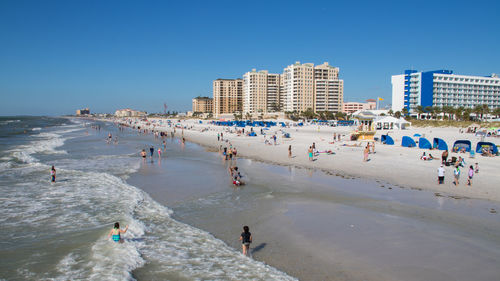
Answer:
[76, 108, 90, 115]
[192, 96, 213, 113]
[213, 79, 243, 118]
[343, 99, 376, 114]
[391, 70, 500, 114]
[115, 108, 147, 118]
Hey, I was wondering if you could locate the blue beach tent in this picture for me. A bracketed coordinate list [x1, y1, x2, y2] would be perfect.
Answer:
[248, 132, 257, 137]
[381, 135, 394, 145]
[433, 138, 448, 151]
[413, 133, 421, 137]
[476, 142, 498, 154]
[452, 140, 472, 152]
[418, 138, 432, 149]
[401, 136, 416, 147]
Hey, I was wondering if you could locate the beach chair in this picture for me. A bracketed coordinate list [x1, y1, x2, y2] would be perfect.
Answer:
[470, 150, 475, 158]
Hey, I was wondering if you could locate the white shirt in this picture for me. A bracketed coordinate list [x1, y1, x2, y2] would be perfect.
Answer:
[438, 167, 445, 177]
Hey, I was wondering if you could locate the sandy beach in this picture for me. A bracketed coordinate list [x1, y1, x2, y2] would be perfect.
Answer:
[123, 117, 500, 202]
[103, 117, 500, 281]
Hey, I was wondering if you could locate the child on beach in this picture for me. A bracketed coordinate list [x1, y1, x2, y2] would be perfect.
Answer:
[363, 146, 369, 162]
[108, 222, 128, 243]
[453, 166, 460, 185]
[288, 145, 292, 158]
[239, 226, 252, 256]
[308, 146, 313, 161]
[158, 148, 162, 158]
[467, 165, 474, 186]
[475, 163, 479, 173]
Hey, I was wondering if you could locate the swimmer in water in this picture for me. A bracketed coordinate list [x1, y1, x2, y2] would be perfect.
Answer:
[140, 149, 147, 160]
[108, 222, 128, 243]
[50, 166, 56, 182]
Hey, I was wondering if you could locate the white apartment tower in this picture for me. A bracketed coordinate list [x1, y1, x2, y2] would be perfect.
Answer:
[283, 61, 343, 113]
[243, 70, 282, 114]
[283, 62, 315, 112]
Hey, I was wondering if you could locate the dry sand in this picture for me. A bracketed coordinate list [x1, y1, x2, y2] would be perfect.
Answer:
[132, 118, 500, 202]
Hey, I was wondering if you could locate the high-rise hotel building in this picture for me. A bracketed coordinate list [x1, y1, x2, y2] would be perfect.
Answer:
[283, 62, 343, 113]
[392, 70, 500, 113]
[242, 70, 282, 114]
[213, 79, 243, 117]
[313, 62, 344, 112]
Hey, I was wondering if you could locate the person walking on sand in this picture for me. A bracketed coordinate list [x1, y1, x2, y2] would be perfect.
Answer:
[363, 145, 369, 162]
[467, 165, 474, 186]
[453, 166, 460, 185]
[308, 146, 313, 161]
[371, 142, 375, 154]
[288, 145, 292, 158]
[441, 150, 449, 164]
[239, 225, 252, 256]
[149, 146, 154, 158]
[50, 166, 56, 182]
[108, 222, 128, 243]
[437, 164, 445, 184]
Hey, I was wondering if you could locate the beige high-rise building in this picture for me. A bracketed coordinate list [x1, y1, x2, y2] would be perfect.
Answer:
[283, 62, 315, 112]
[192, 96, 213, 113]
[243, 70, 282, 114]
[314, 62, 344, 112]
[283, 61, 343, 113]
[213, 79, 243, 117]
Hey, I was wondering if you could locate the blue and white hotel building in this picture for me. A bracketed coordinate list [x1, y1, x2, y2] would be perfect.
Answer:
[392, 70, 500, 114]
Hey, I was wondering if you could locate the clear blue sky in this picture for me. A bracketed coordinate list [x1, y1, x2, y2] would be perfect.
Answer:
[1, 0, 499, 116]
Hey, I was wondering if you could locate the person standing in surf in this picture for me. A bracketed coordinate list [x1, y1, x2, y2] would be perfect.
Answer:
[149, 146, 155, 159]
[239, 225, 252, 256]
[50, 166, 56, 182]
[108, 222, 128, 243]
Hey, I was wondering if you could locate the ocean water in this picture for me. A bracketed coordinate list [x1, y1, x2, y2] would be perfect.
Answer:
[0, 117, 295, 281]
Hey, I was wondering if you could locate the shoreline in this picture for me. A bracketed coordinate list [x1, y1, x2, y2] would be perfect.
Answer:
[120, 120, 500, 281]
[95, 116, 500, 202]
[178, 123, 500, 203]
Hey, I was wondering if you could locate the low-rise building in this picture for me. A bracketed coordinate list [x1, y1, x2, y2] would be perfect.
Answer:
[343, 99, 376, 114]
[76, 108, 90, 115]
[115, 108, 147, 118]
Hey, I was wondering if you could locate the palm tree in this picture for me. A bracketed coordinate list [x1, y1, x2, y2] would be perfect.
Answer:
[394, 111, 402, 118]
[416, 105, 424, 120]
[402, 108, 408, 117]
[424, 106, 432, 119]
[245, 112, 252, 121]
[388, 109, 394, 116]
[493, 107, 500, 119]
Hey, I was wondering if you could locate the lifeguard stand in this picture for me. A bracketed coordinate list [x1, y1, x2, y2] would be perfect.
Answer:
[351, 111, 376, 141]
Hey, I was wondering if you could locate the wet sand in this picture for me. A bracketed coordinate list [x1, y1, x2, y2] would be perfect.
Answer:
[127, 138, 500, 281]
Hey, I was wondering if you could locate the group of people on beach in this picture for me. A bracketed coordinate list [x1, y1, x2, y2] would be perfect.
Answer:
[437, 149, 479, 186]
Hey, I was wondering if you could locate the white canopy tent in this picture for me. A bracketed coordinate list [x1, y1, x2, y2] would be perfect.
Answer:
[375, 116, 411, 130]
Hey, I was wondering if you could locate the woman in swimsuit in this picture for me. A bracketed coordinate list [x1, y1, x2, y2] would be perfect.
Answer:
[108, 222, 128, 243]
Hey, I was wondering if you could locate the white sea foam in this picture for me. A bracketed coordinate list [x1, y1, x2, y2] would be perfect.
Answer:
[32, 127, 41, 131]
[1, 121, 295, 281]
